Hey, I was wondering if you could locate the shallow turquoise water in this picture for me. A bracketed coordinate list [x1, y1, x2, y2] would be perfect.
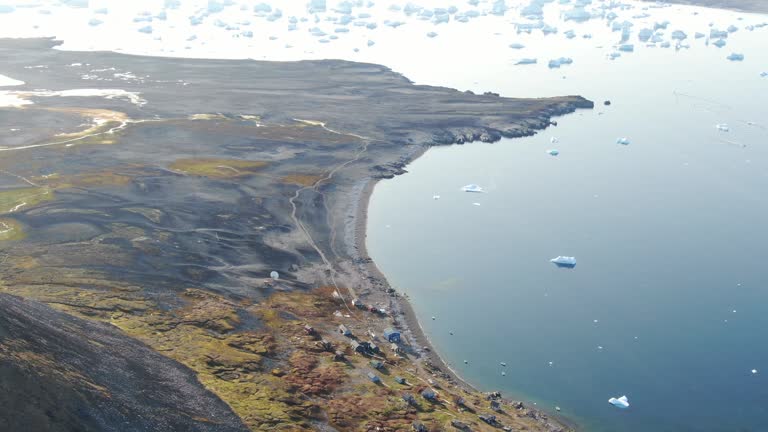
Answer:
[367, 10, 768, 432]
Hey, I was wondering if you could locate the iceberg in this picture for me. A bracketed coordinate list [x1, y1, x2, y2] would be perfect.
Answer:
[694, 32, 705, 39]
[253, 3, 272, 13]
[427, 31, 438, 38]
[761, 72, 768, 78]
[726, 53, 744, 61]
[367, 39, 375, 46]
[715, 124, 730, 132]
[461, 184, 484, 193]
[607, 52, 621, 60]
[516, 58, 537, 65]
[616, 137, 630, 145]
[94, 7, 108, 14]
[550, 256, 576, 268]
[548, 57, 573, 68]
[609, 395, 629, 409]
[638, 28, 653, 42]
[307, 0, 326, 13]
[563, 7, 591, 22]
[710, 29, 728, 39]
[88, 18, 103, 26]
[0, 5, 14, 13]
[547, 149, 560, 156]
[564, 30, 576, 39]
[509, 43, 525, 49]
[551, 137, 558, 143]
[671, 30, 687, 40]
[618, 44, 634, 52]
[713, 39, 726, 48]
[660, 41, 671, 48]
[138, 25, 153, 34]
[727, 25, 738, 33]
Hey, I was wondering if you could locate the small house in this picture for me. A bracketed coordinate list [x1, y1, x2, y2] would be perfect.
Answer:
[390, 343, 401, 354]
[383, 328, 401, 343]
[333, 350, 346, 361]
[352, 298, 364, 308]
[370, 360, 383, 370]
[303, 325, 315, 335]
[351, 341, 366, 354]
[402, 393, 417, 406]
[451, 420, 470, 431]
[338, 324, 351, 337]
[421, 388, 437, 401]
[367, 372, 381, 384]
[359, 341, 372, 351]
[368, 342, 379, 353]
[412, 422, 428, 432]
[394, 376, 406, 385]
[317, 339, 332, 351]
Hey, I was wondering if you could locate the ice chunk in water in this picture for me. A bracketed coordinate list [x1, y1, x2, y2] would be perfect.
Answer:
[716, 124, 730, 132]
[550, 256, 576, 268]
[761, 72, 768, 78]
[563, 7, 591, 22]
[427, 31, 438, 38]
[713, 39, 726, 48]
[461, 184, 484, 193]
[516, 58, 537, 65]
[616, 137, 630, 145]
[694, 32, 705, 39]
[638, 28, 653, 42]
[270, 271, 279, 280]
[88, 18, 103, 26]
[726, 53, 744, 61]
[618, 44, 634, 52]
[509, 43, 525, 49]
[0, 4, 15, 13]
[138, 25, 153, 34]
[609, 395, 629, 409]
[547, 149, 560, 156]
[727, 25, 738, 33]
[671, 30, 687, 40]
[548, 57, 573, 68]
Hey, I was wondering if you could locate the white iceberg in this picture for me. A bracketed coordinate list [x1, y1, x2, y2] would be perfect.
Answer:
[618, 44, 634, 52]
[138, 25, 153, 34]
[694, 32, 705, 39]
[761, 72, 768, 78]
[427, 31, 438, 38]
[638, 28, 653, 42]
[671, 30, 687, 40]
[551, 137, 558, 143]
[616, 137, 630, 145]
[716, 124, 730, 132]
[516, 58, 537, 65]
[509, 43, 525, 49]
[727, 25, 738, 33]
[713, 39, 726, 48]
[548, 57, 573, 68]
[550, 256, 576, 268]
[726, 53, 744, 61]
[608, 395, 629, 409]
[547, 149, 559, 156]
[461, 184, 484, 193]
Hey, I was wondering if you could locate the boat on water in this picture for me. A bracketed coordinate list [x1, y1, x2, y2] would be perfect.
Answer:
[461, 184, 484, 193]
[550, 256, 577, 268]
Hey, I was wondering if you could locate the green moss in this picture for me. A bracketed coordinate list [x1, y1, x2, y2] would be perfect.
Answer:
[169, 158, 268, 179]
[0, 187, 54, 215]
[0, 218, 25, 241]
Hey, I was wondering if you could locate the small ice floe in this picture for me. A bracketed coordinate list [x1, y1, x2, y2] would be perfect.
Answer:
[607, 52, 621, 60]
[461, 184, 484, 193]
[516, 58, 537, 65]
[618, 44, 634, 52]
[0, 74, 24, 87]
[727, 53, 744, 61]
[500, 362, 507, 367]
[548, 57, 573, 68]
[548, 361, 554, 366]
[472, 202, 481, 206]
[638, 28, 653, 42]
[432, 194, 440, 200]
[671, 30, 687, 40]
[551, 137, 559, 143]
[270, 271, 280, 280]
[609, 395, 630, 409]
[547, 149, 560, 156]
[616, 137, 631, 145]
[550, 256, 576, 268]
[432, 316, 436, 320]
[464, 359, 468, 364]
[752, 369, 758, 374]
[761, 72, 768, 78]
[509, 43, 525, 49]
[713, 39, 727, 48]
[695, 32, 705, 39]
[716, 123, 730, 132]
[427, 31, 438, 38]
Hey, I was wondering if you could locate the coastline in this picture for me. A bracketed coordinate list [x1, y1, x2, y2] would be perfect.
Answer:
[348, 141, 580, 432]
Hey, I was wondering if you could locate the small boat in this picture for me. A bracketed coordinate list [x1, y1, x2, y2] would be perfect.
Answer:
[461, 184, 484, 193]
[550, 256, 577, 268]
[500, 362, 507, 367]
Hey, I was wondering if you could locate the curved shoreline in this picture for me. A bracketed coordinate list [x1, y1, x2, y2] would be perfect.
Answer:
[348, 142, 580, 432]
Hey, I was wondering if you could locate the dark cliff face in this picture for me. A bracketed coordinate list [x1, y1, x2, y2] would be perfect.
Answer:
[0, 294, 248, 432]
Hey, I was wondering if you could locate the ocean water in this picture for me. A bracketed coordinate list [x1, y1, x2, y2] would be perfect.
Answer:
[367, 5, 768, 432]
